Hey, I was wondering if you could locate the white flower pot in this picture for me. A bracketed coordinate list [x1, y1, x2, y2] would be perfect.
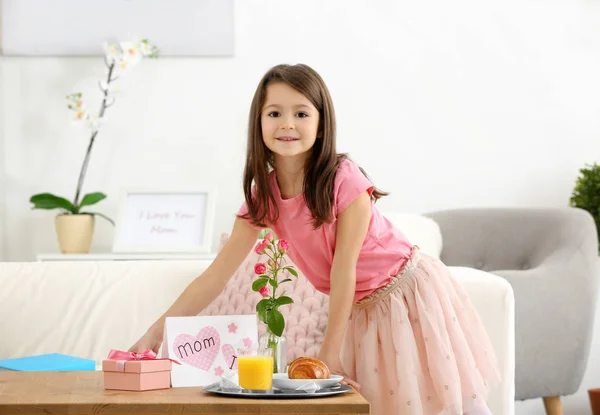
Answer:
[55, 214, 95, 254]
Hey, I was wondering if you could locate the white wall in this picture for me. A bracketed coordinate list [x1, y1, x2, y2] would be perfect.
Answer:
[1, 1, 600, 413]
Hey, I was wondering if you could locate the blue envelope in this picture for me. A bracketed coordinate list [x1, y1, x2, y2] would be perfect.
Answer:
[0, 353, 96, 371]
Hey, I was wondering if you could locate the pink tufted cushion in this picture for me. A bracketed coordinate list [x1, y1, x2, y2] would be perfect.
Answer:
[200, 233, 329, 361]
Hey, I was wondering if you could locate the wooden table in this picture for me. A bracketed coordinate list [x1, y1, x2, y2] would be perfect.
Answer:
[0, 372, 370, 414]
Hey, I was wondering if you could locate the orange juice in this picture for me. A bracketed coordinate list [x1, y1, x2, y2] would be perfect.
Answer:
[238, 356, 274, 390]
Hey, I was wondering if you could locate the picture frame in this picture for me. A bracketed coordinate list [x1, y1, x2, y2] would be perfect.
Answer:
[112, 188, 216, 254]
[0, 0, 234, 57]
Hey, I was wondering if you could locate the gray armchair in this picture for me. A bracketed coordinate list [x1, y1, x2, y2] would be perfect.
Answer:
[425, 207, 598, 415]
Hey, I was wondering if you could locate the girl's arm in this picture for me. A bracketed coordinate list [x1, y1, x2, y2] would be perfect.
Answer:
[318, 191, 371, 371]
[146, 218, 260, 335]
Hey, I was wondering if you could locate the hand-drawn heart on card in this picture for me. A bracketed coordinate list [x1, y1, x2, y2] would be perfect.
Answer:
[221, 344, 238, 371]
[172, 326, 220, 371]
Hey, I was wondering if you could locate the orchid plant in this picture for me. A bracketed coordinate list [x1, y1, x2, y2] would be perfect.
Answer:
[252, 232, 298, 337]
[29, 38, 159, 223]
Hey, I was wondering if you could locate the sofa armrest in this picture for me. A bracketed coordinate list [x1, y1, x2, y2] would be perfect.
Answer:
[450, 267, 515, 415]
[493, 259, 598, 396]
[424, 207, 597, 272]
[426, 207, 599, 399]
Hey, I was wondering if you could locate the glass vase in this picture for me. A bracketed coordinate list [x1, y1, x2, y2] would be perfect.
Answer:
[258, 329, 288, 374]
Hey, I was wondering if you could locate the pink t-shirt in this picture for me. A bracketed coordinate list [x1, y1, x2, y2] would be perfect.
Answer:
[238, 159, 413, 302]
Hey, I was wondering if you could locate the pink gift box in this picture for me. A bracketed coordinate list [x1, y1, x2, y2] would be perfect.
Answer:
[102, 358, 172, 391]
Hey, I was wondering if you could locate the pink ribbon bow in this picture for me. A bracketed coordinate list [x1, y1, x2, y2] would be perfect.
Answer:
[108, 349, 157, 361]
[107, 349, 180, 372]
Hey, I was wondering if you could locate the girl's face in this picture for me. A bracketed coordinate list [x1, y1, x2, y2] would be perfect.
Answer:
[261, 82, 320, 164]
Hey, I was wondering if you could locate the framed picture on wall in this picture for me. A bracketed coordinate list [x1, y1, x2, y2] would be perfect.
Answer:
[112, 188, 216, 254]
[0, 0, 234, 56]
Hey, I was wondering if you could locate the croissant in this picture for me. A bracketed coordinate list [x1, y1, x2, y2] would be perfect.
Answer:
[288, 357, 331, 379]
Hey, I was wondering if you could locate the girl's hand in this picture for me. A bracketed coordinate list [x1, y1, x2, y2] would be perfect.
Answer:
[318, 352, 362, 392]
[129, 322, 164, 354]
[335, 371, 362, 392]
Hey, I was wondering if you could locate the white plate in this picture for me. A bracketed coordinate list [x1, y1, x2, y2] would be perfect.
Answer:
[272, 373, 343, 390]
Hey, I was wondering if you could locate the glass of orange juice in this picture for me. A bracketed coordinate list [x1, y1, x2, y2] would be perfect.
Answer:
[237, 348, 274, 391]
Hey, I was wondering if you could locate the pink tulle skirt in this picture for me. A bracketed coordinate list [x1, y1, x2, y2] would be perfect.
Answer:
[340, 246, 501, 415]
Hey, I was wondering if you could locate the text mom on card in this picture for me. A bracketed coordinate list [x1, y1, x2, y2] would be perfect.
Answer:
[163, 315, 258, 387]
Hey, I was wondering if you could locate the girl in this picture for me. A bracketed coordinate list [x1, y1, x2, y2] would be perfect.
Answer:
[130, 64, 500, 415]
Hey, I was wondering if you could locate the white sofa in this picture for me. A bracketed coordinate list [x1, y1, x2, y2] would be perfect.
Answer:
[0, 215, 515, 414]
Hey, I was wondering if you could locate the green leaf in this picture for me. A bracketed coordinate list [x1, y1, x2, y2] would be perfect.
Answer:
[258, 308, 267, 324]
[252, 278, 269, 291]
[82, 211, 115, 226]
[256, 298, 273, 324]
[279, 278, 292, 284]
[269, 278, 278, 289]
[30, 193, 75, 212]
[266, 309, 285, 337]
[285, 267, 299, 277]
[275, 296, 293, 306]
[256, 298, 273, 312]
[258, 296, 275, 325]
[76, 192, 107, 212]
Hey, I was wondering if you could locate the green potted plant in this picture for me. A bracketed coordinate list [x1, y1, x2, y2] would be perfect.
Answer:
[570, 162, 600, 254]
[29, 38, 158, 254]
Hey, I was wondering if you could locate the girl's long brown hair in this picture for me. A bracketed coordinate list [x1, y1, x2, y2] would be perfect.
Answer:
[239, 64, 388, 229]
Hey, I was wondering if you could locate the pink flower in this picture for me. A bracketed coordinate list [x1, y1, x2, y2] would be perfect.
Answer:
[254, 240, 268, 255]
[278, 239, 289, 253]
[259, 286, 270, 297]
[264, 232, 274, 241]
[227, 322, 238, 333]
[254, 262, 267, 275]
[214, 366, 224, 377]
[243, 337, 253, 348]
